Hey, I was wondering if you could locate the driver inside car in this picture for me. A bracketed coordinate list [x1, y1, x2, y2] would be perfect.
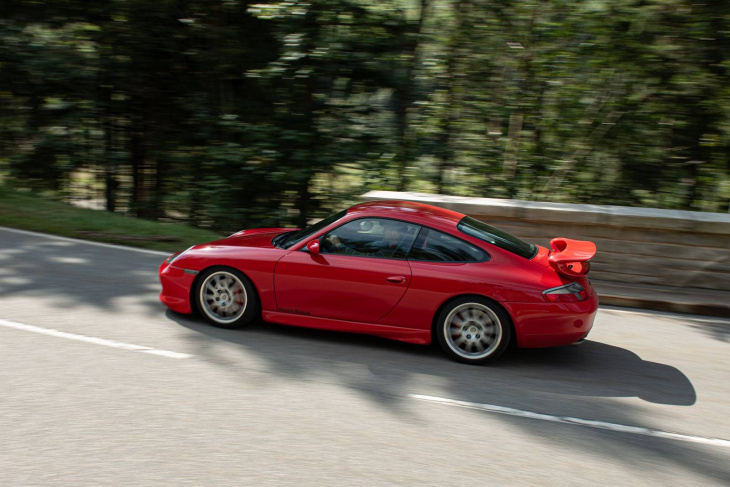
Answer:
[325, 220, 407, 257]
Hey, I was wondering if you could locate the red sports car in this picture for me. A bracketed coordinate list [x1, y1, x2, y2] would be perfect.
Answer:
[159, 200, 598, 364]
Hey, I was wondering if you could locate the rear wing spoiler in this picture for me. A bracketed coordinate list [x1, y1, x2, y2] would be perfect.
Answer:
[548, 238, 596, 277]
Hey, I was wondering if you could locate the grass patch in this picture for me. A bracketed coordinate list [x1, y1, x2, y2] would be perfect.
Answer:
[0, 187, 223, 252]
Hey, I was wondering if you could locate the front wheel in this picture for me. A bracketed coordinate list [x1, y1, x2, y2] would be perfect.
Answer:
[194, 267, 259, 328]
[436, 297, 512, 365]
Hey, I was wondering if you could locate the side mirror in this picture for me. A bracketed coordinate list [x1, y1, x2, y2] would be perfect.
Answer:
[306, 239, 320, 255]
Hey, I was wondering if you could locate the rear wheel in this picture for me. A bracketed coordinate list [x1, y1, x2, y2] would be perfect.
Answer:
[195, 267, 259, 328]
[436, 297, 511, 365]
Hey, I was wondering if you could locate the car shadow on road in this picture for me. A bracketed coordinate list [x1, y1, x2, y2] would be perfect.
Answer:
[166, 309, 696, 408]
[166, 310, 730, 484]
[690, 321, 730, 343]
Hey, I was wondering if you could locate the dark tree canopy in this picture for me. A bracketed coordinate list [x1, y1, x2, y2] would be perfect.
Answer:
[1, 0, 729, 233]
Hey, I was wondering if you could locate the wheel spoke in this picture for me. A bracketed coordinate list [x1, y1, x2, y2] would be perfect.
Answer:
[474, 310, 488, 325]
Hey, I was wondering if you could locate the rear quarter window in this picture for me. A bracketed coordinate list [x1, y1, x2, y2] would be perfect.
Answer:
[408, 227, 489, 263]
[457, 216, 536, 259]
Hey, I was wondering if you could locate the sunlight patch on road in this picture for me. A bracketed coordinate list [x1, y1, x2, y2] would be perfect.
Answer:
[49, 256, 89, 264]
[1, 277, 32, 286]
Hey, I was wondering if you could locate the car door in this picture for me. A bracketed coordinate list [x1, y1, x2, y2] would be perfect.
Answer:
[375, 226, 493, 330]
[274, 218, 418, 323]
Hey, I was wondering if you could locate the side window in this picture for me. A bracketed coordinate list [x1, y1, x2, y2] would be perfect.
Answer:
[320, 218, 419, 259]
[408, 227, 488, 263]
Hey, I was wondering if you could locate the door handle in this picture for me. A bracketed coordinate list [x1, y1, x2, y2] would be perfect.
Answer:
[386, 276, 407, 284]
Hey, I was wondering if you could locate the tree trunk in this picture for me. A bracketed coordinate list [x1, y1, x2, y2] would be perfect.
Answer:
[395, 0, 429, 192]
[104, 122, 116, 212]
[102, 85, 117, 213]
[130, 116, 146, 217]
[436, 0, 469, 195]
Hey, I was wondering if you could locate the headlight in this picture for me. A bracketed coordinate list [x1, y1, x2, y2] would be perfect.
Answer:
[164, 246, 194, 265]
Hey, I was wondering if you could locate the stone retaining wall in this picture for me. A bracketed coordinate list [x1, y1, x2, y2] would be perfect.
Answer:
[362, 191, 730, 292]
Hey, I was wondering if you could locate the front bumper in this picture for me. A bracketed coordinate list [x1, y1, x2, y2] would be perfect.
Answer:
[158, 261, 196, 314]
[505, 289, 599, 348]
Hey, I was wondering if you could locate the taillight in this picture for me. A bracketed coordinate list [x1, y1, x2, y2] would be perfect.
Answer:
[542, 282, 588, 302]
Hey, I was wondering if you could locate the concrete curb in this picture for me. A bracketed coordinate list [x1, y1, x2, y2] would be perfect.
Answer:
[597, 294, 730, 318]
[592, 279, 730, 318]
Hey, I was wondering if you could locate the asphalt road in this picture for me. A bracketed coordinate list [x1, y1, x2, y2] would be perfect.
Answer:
[1, 226, 729, 486]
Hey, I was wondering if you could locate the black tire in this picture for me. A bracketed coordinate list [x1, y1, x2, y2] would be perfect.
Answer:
[435, 296, 512, 365]
[194, 267, 259, 329]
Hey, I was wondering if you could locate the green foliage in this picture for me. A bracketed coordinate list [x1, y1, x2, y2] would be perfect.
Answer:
[0, 185, 222, 252]
[1, 0, 729, 233]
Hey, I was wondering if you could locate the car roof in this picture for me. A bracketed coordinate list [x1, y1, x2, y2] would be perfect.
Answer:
[348, 200, 466, 226]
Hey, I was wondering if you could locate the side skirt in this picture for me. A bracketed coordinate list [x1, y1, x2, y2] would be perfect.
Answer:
[261, 311, 431, 345]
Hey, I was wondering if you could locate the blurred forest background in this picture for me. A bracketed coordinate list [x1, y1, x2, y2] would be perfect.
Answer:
[2, 0, 730, 233]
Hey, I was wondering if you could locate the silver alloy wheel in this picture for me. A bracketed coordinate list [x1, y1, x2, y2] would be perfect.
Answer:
[199, 271, 248, 324]
[443, 302, 502, 360]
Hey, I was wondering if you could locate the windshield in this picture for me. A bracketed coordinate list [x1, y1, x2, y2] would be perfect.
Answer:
[457, 216, 537, 259]
[274, 210, 347, 249]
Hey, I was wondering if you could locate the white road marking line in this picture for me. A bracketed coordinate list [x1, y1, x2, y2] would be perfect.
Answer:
[0, 319, 192, 360]
[408, 394, 730, 449]
[0, 226, 170, 256]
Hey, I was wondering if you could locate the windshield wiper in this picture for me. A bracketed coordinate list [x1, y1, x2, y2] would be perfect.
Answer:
[273, 230, 296, 248]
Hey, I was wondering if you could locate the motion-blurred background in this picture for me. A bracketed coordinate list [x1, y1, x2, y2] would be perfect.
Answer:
[1, 0, 729, 233]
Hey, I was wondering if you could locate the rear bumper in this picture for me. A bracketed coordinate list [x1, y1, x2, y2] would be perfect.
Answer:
[505, 290, 599, 348]
[158, 262, 195, 314]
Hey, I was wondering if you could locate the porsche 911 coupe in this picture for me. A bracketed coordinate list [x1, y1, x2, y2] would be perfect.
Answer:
[159, 200, 598, 364]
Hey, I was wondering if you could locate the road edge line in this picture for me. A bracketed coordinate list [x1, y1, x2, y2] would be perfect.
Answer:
[0, 226, 170, 256]
[0, 319, 192, 360]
